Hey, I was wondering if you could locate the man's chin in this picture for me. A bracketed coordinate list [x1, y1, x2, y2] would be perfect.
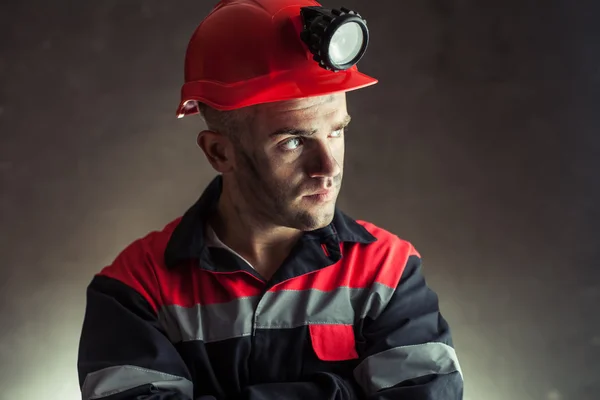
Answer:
[291, 206, 336, 232]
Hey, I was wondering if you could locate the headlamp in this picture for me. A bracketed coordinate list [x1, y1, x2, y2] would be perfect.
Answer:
[300, 6, 369, 72]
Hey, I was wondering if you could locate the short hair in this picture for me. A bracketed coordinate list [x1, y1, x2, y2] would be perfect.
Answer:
[197, 102, 254, 145]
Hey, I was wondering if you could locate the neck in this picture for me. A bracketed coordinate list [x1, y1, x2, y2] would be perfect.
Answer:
[209, 180, 302, 278]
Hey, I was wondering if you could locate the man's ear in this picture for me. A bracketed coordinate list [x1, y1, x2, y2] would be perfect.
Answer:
[197, 130, 235, 173]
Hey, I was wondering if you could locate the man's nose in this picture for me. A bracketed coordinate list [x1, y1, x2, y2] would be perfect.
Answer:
[308, 141, 341, 178]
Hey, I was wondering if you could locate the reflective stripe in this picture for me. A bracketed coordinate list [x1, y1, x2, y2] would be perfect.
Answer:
[81, 365, 193, 399]
[158, 283, 395, 343]
[159, 295, 260, 343]
[256, 284, 392, 328]
[353, 342, 463, 394]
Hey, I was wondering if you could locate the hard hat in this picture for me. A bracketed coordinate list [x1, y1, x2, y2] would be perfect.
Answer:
[176, 0, 378, 117]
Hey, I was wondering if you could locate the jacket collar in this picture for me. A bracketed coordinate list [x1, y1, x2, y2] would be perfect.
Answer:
[164, 175, 376, 270]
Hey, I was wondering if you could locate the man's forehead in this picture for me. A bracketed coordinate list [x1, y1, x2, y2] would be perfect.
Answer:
[251, 94, 347, 127]
[266, 94, 341, 111]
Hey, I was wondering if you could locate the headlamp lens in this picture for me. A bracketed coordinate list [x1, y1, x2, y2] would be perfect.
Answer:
[329, 21, 364, 65]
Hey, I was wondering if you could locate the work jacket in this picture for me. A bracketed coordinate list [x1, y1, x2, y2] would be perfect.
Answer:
[77, 175, 463, 399]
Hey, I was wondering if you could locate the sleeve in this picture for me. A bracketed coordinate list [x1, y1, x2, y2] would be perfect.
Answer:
[352, 253, 464, 399]
[77, 274, 207, 400]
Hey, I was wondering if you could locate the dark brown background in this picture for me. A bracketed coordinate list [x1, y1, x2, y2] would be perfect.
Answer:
[1, 1, 598, 399]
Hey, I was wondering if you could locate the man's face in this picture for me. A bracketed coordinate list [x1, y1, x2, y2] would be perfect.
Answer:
[231, 93, 349, 231]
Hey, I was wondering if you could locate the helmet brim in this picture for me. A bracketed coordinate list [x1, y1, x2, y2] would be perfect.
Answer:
[176, 66, 378, 117]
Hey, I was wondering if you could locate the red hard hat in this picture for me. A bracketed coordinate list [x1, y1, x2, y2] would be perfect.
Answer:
[176, 0, 378, 117]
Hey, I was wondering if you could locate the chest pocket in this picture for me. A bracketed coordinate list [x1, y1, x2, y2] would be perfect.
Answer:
[309, 324, 359, 361]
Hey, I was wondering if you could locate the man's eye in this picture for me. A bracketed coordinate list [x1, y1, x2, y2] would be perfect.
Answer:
[331, 129, 344, 138]
[281, 137, 302, 151]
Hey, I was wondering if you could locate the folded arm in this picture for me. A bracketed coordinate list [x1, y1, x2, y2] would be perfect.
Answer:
[353, 252, 464, 399]
[77, 275, 201, 400]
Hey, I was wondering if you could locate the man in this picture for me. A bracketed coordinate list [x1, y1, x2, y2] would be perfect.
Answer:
[77, 0, 463, 399]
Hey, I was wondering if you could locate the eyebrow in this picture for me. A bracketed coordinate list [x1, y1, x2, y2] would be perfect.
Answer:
[268, 115, 352, 138]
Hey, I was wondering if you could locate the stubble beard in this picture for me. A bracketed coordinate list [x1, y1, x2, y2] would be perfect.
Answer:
[233, 146, 340, 232]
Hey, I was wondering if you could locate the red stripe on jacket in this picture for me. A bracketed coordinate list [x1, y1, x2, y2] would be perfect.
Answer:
[97, 218, 420, 311]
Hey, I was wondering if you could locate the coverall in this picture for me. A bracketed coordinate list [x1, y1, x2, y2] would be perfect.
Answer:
[77, 175, 463, 399]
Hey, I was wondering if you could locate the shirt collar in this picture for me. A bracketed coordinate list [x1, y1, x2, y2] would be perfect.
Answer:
[164, 174, 376, 269]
